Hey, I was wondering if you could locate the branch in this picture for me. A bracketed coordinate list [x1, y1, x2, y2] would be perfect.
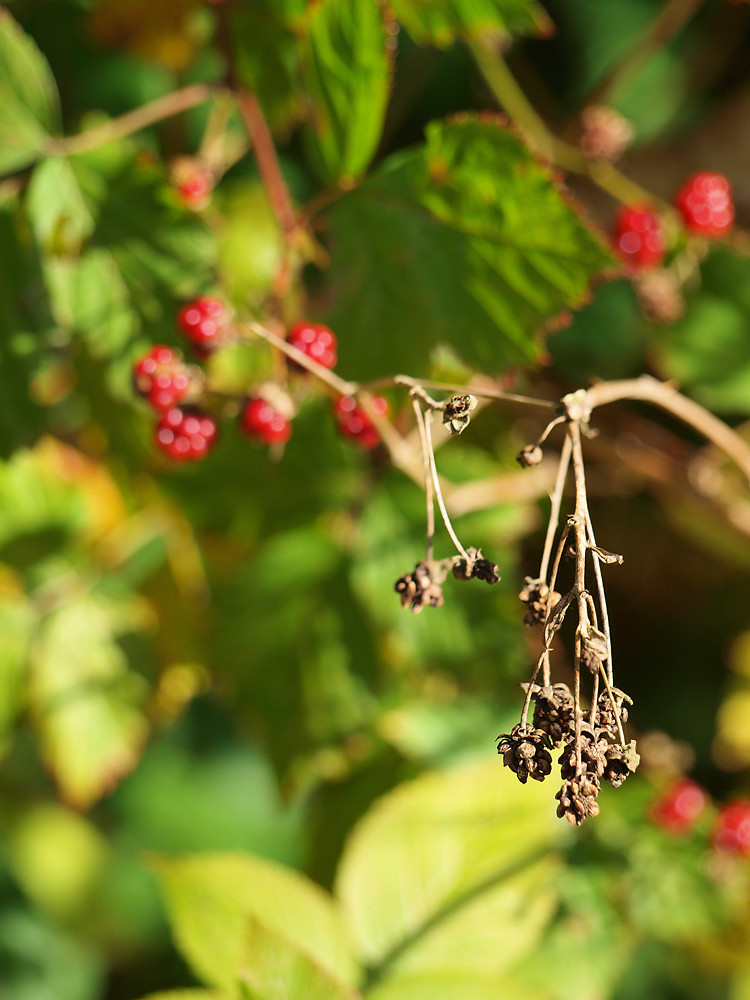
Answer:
[48, 84, 214, 157]
[236, 90, 298, 241]
[580, 376, 750, 486]
[469, 41, 675, 213]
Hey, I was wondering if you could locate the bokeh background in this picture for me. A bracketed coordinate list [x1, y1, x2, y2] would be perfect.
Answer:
[2, 1, 750, 998]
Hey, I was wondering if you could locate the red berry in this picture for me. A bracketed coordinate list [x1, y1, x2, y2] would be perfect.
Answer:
[713, 799, 750, 856]
[170, 157, 213, 211]
[613, 205, 665, 269]
[650, 778, 707, 834]
[240, 398, 292, 446]
[333, 395, 389, 450]
[155, 407, 217, 462]
[133, 345, 191, 411]
[674, 171, 734, 237]
[287, 322, 338, 370]
[177, 296, 228, 350]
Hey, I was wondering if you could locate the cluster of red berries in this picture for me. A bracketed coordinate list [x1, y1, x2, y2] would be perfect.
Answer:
[613, 171, 735, 270]
[133, 302, 389, 461]
[333, 395, 390, 450]
[133, 345, 191, 411]
[649, 778, 750, 858]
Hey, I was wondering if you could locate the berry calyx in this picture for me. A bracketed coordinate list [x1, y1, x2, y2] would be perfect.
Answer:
[674, 171, 734, 238]
[650, 777, 707, 835]
[177, 296, 228, 351]
[169, 157, 213, 211]
[133, 345, 191, 411]
[287, 322, 338, 370]
[333, 395, 389, 450]
[240, 398, 292, 446]
[712, 799, 750, 857]
[613, 205, 665, 269]
[155, 407, 217, 462]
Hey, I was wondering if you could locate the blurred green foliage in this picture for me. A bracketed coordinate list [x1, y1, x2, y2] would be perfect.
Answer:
[1, 1, 750, 999]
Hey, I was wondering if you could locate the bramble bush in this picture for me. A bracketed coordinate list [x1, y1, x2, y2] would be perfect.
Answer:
[2, 1, 750, 998]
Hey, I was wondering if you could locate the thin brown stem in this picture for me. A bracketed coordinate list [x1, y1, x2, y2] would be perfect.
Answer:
[243, 321, 357, 396]
[48, 84, 214, 157]
[412, 397, 436, 561]
[392, 375, 556, 410]
[582, 376, 750, 486]
[470, 40, 674, 213]
[236, 91, 298, 241]
[585, 510, 615, 686]
[569, 420, 591, 778]
[539, 435, 572, 583]
[424, 410, 471, 561]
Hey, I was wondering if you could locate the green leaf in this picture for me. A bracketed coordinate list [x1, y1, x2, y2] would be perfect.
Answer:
[653, 250, 750, 414]
[230, 4, 308, 133]
[0, 595, 34, 755]
[153, 852, 359, 991]
[28, 590, 150, 808]
[0, 8, 60, 174]
[301, 0, 392, 184]
[0, 445, 86, 558]
[389, 0, 553, 48]
[327, 117, 614, 377]
[239, 915, 362, 1000]
[26, 157, 95, 252]
[137, 993, 229, 1000]
[335, 756, 562, 982]
[0, 198, 56, 456]
[45, 249, 137, 358]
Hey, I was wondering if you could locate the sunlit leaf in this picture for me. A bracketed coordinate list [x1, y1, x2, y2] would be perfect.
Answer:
[137, 993, 229, 1000]
[8, 804, 109, 918]
[327, 117, 614, 377]
[389, 0, 553, 47]
[0, 8, 59, 174]
[0, 594, 33, 754]
[28, 590, 151, 808]
[335, 756, 563, 976]
[26, 156, 96, 252]
[301, 0, 392, 184]
[153, 853, 359, 991]
[45, 249, 137, 358]
[239, 915, 362, 1000]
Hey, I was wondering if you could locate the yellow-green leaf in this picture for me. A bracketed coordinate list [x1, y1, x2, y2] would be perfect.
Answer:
[0, 8, 60, 174]
[335, 756, 563, 983]
[28, 591, 150, 808]
[239, 915, 362, 1000]
[153, 853, 359, 991]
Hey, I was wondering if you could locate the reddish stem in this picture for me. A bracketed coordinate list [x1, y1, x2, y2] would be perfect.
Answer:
[236, 90, 298, 241]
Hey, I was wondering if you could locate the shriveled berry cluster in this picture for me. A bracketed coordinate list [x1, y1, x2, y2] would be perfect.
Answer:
[497, 682, 639, 825]
[395, 549, 501, 614]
